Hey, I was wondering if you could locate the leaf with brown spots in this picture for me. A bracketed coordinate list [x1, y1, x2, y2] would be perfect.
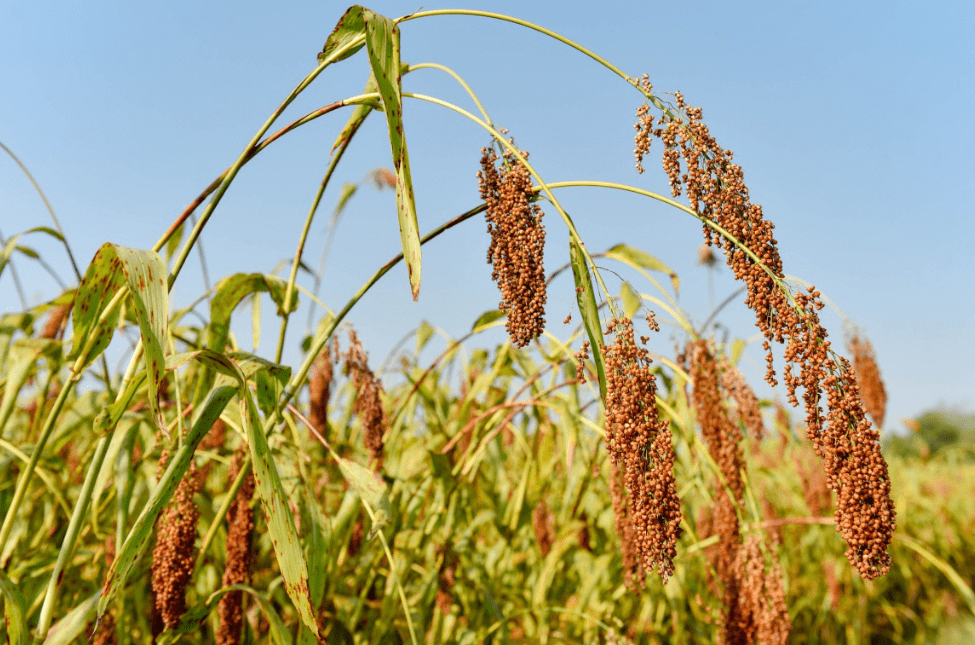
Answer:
[363, 9, 421, 301]
[241, 385, 320, 640]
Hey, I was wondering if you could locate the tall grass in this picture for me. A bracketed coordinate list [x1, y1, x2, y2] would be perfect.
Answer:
[1, 5, 968, 644]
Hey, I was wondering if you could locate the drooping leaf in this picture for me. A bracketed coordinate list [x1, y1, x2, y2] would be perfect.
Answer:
[209, 273, 299, 351]
[240, 387, 320, 638]
[0, 226, 64, 281]
[363, 9, 422, 301]
[98, 385, 236, 617]
[336, 456, 391, 538]
[415, 320, 435, 352]
[569, 238, 607, 400]
[110, 244, 170, 429]
[69, 243, 127, 363]
[606, 243, 680, 295]
[319, 5, 367, 66]
[0, 338, 60, 432]
[71, 243, 170, 429]
[334, 182, 359, 215]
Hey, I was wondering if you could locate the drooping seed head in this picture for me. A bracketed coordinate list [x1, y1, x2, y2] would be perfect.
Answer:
[478, 144, 547, 347]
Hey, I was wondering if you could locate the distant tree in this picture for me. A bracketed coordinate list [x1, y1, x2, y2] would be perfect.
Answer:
[885, 409, 975, 459]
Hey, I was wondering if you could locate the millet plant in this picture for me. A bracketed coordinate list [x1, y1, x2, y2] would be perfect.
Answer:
[5, 5, 966, 644]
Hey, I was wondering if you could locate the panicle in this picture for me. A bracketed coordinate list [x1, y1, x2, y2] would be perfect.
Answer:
[718, 354, 766, 440]
[733, 535, 791, 645]
[633, 81, 896, 578]
[478, 145, 547, 347]
[847, 333, 887, 428]
[688, 339, 744, 582]
[532, 499, 555, 557]
[601, 317, 682, 582]
[38, 303, 70, 339]
[344, 330, 387, 469]
[150, 460, 200, 630]
[217, 447, 256, 645]
[309, 339, 336, 433]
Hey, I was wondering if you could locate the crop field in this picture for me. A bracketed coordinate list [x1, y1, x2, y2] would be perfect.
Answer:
[2, 6, 972, 644]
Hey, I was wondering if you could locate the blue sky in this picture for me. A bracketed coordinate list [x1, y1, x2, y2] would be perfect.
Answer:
[2, 1, 973, 434]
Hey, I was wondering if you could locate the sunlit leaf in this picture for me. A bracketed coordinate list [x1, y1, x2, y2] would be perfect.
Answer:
[240, 388, 319, 638]
[71, 243, 169, 428]
[620, 282, 642, 319]
[319, 5, 367, 66]
[165, 584, 293, 645]
[363, 9, 421, 301]
[336, 456, 391, 539]
[569, 237, 606, 400]
[471, 309, 506, 334]
[606, 243, 679, 295]
[45, 592, 99, 645]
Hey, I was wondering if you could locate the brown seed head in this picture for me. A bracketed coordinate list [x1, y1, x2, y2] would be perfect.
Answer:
[309, 339, 335, 433]
[150, 463, 200, 630]
[532, 499, 555, 557]
[478, 145, 547, 347]
[38, 303, 70, 340]
[634, 83, 896, 578]
[847, 333, 887, 428]
[217, 447, 256, 645]
[602, 317, 682, 582]
[344, 330, 386, 469]
[733, 535, 791, 645]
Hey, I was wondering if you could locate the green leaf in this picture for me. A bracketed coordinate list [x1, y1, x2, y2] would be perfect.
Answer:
[0, 226, 64, 281]
[209, 273, 298, 351]
[240, 388, 320, 639]
[110, 244, 170, 429]
[0, 570, 28, 645]
[319, 5, 367, 66]
[165, 221, 184, 261]
[363, 9, 422, 301]
[45, 592, 99, 645]
[569, 238, 607, 400]
[99, 385, 236, 618]
[471, 309, 506, 334]
[620, 282, 642, 319]
[336, 456, 391, 539]
[606, 243, 680, 295]
[69, 243, 127, 363]
[416, 320, 434, 352]
[334, 182, 359, 215]
[71, 243, 169, 428]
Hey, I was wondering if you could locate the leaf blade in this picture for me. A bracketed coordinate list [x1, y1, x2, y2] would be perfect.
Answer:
[363, 9, 421, 300]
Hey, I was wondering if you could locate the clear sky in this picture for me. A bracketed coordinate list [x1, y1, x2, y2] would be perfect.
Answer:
[2, 1, 973, 435]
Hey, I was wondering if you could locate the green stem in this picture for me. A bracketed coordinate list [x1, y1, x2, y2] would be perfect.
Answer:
[32, 435, 111, 643]
[398, 10, 676, 118]
[406, 63, 493, 126]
